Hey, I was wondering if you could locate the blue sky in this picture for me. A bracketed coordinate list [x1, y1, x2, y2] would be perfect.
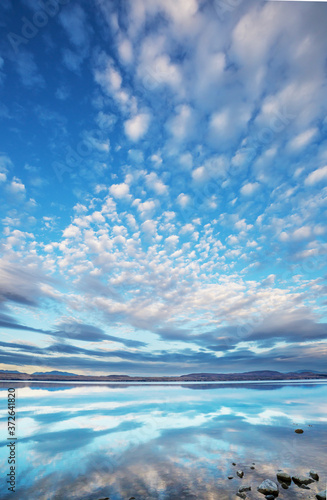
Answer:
[0, 0, 327, 375]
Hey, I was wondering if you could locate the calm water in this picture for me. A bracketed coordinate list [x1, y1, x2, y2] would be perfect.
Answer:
[0, 382, 326, 500]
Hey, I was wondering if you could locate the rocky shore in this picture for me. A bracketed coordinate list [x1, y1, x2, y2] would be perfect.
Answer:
[226, 462, 325, 499]
[97, 468, 326, 500]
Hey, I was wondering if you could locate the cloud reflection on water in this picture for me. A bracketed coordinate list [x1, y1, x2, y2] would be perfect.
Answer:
[0, 382, 326, 499]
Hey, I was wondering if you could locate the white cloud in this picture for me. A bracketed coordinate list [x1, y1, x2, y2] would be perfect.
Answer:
[0, 172, 6, 182]
[227, 235, 238, 246]
[289, 127, 318, 150]
[165, 235, 179, 246]
[280, 226, 312, 242]
[305, 165, 327, 186]
[240, 182, 260, 196]
[145, 172, 168, 195]
[177, 193, 190, 208]
[180, 224, 195, 234]
[234, 219, 253, 232]
[94, 59, 122, 93]
[167, 105, 195, 141]
[95, 111, 117, 130]
[63, 225, 81, 239]
[8, 178, 25, 194]
[118, 37, 133, 64]
[124, 113, 150, 141]
[109, 183, 130, 199]
[192, 166, 206, 182]
[135, 199, 156, 218]
[141, 219, 157, 235]
[208, 105, 251, 146]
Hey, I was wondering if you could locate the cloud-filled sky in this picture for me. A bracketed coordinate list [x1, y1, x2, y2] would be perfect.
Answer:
[0, 0, 327, 375]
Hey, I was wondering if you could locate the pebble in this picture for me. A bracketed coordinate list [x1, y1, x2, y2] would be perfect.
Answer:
[257, 479, 279, 496]
[310, 470, 319, 481]
[239, 485, 251, 493]
[276, 471, 291, 485]
[292, 475, 314, 486]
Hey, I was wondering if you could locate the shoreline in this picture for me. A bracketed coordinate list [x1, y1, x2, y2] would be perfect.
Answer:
[1, 378, 327, 385]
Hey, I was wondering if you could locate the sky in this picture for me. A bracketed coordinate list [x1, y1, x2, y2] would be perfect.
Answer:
[0, 0, 327, 376]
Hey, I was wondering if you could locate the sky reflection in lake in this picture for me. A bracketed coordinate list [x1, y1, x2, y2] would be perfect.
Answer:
[0, 382, 326, 500]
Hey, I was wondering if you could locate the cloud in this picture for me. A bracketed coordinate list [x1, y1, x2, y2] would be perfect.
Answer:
[1, 0, 327, 376]
[54, 320, 146, 347]
[117, 37, 133, 64]
[288, 127, 318, 150]
[145, 172, 168, 195]
[167, 105, 195, 141]
[0, 260, 58, 310]
[305, 165, 327, 186]
[14, 51, 45, 88]
[124, 113, 150, 141]
[62, 225, 81, 239]
[177, 193, 190, 208]
[109, 183, 130, 199]
[240, 182, 260, 196]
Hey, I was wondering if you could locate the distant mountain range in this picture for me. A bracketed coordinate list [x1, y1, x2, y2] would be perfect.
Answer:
[0, 370, 326, 382]
[33, 371, 77, 376]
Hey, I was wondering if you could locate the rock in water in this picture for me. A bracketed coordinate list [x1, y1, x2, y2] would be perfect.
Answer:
[295, 428, 304, 433]
[316, 492, 326, 500]
[237, 470, 244, 478]
[292, 475, 314, 486]
[239, 485, 251, 492]
[257, 479, 279, 496]
[276, 471, 291, 485]
[280, 483, 289, 489]
[310, 470, 319, 481]
[228, 476, 233, 479]
[236, 493, 246, 499]
[265, 496, 275, 500]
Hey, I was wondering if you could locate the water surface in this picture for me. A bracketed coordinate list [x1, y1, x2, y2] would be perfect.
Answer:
[0, 381, 326, 499]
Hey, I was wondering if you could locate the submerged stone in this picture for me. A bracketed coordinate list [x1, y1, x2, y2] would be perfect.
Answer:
[292, 475, 314, 486]
[310, 470, 319, 481]
[276, 471, 291, 485]
[239, 485, 251, 492]
[257, 479, 279, 496]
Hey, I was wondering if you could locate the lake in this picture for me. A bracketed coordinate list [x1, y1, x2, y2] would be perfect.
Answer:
[0, 381, 326, 499]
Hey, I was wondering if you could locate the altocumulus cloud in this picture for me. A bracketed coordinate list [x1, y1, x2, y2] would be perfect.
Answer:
[0, 0, 327, 374]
